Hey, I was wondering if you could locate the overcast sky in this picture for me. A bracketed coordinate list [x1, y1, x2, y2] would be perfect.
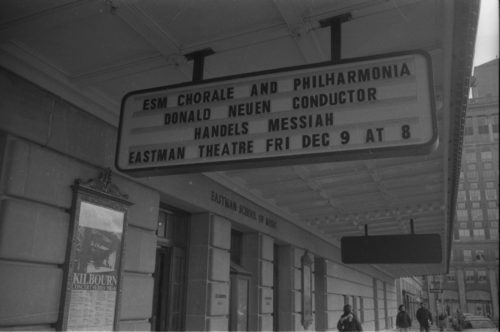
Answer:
[473, 0, 499, 67]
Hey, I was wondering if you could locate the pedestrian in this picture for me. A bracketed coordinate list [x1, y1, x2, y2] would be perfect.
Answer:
[457, 309, 465, 331]
[337, 304, 363, 331]
[416, 302, 433, 332]
[396, 304, 412, 332]
[438, 312, 447, 331]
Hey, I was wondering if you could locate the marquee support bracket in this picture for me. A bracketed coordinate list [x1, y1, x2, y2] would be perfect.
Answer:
[184, 48, 215, 82]
[319, 13, 352, 63]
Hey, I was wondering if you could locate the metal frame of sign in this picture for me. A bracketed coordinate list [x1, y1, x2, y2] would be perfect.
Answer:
[115, 50, 437, 176]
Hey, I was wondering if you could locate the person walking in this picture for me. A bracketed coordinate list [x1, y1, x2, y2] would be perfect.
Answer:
[396, 304, 412, 332]
[337, 304, 363, 331]
[438, 312, 447, 331]
[416, 302, 433, 332]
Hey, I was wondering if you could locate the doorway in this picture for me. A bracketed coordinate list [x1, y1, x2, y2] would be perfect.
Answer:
[229, 264, 252, 331]
[151, 207, 188, 331]
[229, 230, 251, 331]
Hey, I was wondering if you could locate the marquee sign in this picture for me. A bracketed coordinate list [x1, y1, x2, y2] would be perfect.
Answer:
[116, 51, 437, 176]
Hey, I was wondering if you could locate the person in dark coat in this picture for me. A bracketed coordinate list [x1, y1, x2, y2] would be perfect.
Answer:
[396, 304, 412, 332]
[337, 304, 363, 331]
[416, 302, 433, 332]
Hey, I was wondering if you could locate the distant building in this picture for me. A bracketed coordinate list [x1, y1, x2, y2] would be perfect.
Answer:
[436, 58, 499, 321]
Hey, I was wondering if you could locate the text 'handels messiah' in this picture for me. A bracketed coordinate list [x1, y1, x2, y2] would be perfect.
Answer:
[293, 62, 411, 90]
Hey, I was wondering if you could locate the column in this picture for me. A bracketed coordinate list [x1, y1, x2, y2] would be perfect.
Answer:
[241, 233, 274, 331]
[185, 213, 231, 331]
[383, 282, 389, 329]
[489, 269, 499, 321]
[456, 269, 467, 311]
[373, 278, 379, 331]
[277, 245, 295, 331]
[314, 258, 327, 331]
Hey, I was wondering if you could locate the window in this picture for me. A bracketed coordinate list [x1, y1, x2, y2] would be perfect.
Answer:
[479, 126, 490, 134]
[156, 209, 173, 239]
[464, 250, 472, 262]
[465, 152, 477, 163]
[467, 164, 477, 171]
[473, 229, 485, 239]
[475, 250, 485, 261]
[467, 171, 478, 180]
[457, 202, 466, 210]
[473, 222, 483, 228]
[487, 201, 498, 208]
[471, 209, 484, 221]
[446, 272, 456, 283]
[459, 222, 468, 229]
[481, 151, 493, 161]
[465, 270, 475, 283]
[478, 117, 489, 134]
[478, 270, 488, 283]
[472, 202, 481, 209]
[485, 189, 497, 201]
[459, 229, 471, 239]
[465, 118, 474, 135]
[483, 170, 496, 179]
[457, 191, 466, 202]
[487, 209, 499, 220]
[230, 230, 243, 265]
[460, 172, 465, 179]
[490, 229, 499, 240]
[469, 190, 481, 201]
[492, 116, 499, 133]
[486, 182, 496, 189]
[457, 210, 468, 221]
[483, 162, 493, 170]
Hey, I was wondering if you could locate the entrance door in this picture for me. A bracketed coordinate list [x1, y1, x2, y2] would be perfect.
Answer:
[152, 206, 188, 331]
[151, 246, 186, 331]
[152, 247, 170, 331]
[229, 273, 250, 331]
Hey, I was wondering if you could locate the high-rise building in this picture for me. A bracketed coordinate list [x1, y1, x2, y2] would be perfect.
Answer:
[438, 58, 499, 322]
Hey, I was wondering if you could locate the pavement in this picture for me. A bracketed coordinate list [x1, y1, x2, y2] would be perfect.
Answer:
[380, 326, 449, 332]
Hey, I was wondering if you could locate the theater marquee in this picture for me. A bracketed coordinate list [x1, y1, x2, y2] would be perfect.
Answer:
[116, 51, 437, 176]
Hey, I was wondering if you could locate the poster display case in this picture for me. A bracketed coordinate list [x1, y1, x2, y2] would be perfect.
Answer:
[59, 169, 132, 331]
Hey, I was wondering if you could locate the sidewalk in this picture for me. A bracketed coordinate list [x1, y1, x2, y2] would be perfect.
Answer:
[380, 326, 447, 332]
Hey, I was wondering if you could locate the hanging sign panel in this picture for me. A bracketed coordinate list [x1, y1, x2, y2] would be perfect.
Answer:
[341, 233, 442, 264]
[116, 51, 437, 176]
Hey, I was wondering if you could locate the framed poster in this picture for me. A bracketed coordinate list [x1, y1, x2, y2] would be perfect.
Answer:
[59, 169, 131, 331]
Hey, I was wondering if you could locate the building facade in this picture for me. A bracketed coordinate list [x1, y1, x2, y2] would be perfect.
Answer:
[0, 1, 479, 331]
[438, 58, 499, 322]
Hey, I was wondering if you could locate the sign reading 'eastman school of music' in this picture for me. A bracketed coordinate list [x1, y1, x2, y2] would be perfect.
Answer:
[116, 51, 437, 176]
